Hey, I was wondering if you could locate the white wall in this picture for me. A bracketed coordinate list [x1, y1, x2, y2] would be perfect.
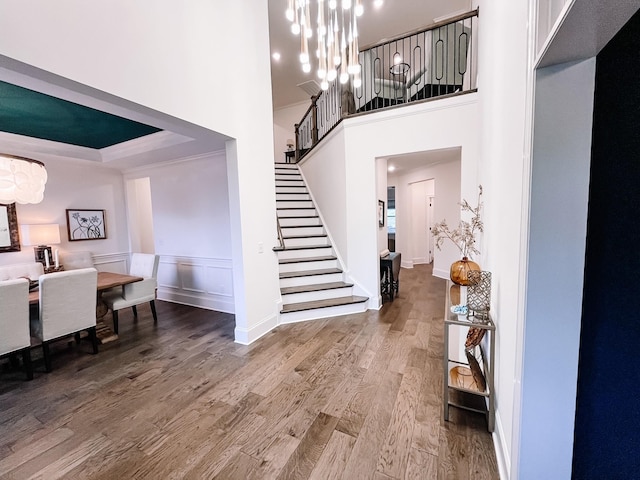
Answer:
[476, 0, 531, 476]
[125, 177, 155, 254]
[124, 152, 235, 313]
[519, 58, 595, 480]
[376, 157, 388, 256]
[273, 101, 309, 161]
[1, 160, 129, 270]
[0, 0, 280, 344]
[389, 159, 461, 276]
[301, 94, 479, 310]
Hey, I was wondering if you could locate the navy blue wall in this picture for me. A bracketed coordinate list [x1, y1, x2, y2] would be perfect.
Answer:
[572, 8, 640, 479]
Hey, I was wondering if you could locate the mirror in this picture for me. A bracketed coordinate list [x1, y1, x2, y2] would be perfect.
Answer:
[0, 203, 21, 252]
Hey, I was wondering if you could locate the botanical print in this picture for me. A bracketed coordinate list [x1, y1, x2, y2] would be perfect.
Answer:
[0, 205, 10, 247]
[66, 209, 106, 241]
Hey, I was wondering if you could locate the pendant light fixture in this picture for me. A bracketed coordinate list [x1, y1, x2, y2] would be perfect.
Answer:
[286, 0, 363, 91]
[0, 154, 48, 204]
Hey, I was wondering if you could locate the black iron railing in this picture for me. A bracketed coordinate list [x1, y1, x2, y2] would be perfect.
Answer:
[293, 9, 478, 162]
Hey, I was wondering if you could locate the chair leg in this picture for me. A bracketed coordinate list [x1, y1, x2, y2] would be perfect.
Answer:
[150, 300, 158, 324]
[88, 327, 99, 354]
[131, 305, 138, 318]
[112, 310, 119, 334]
[22, 348, 33, 380]
[74, 332, 81, 345]
[42, 342, 52, 373]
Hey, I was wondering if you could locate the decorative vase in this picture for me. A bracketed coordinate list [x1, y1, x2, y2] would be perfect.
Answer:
[450, 257, 480, 286]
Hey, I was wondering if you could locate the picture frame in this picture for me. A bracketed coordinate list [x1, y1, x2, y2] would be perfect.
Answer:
[378, 199, 385, 227]
[0, 203, 21, 252]
[66, 209, 106, 241]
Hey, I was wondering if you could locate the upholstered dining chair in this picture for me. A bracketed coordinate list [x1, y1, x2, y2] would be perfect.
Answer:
[60, 250, 94, 270]
[32, 268, 98, 372]
[0, 278, 33, 380]
[102, 253, 159, 334]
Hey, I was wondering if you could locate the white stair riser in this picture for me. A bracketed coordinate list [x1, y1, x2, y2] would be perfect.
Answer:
[279, 272, 343, 288]
[282, 286, 353, 304]
[277, 208, 317, 217]
[277, 200, 313, 209]
[274, 164, 298, 169]
[284, 236, 328, 247]
[281, 226, 324, 236]
[275, 186, 308, 194]
[279, 258, 338, 273]
[276, 193, 311, 201]
[278, 216, 321, 227]
[279, 301, 367, 324]
[276, 180, 305, 187]
[276, 247, 333, 260]
[275, 174, 302, 181]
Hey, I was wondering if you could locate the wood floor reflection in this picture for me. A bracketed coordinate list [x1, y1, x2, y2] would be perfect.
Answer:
[0, 263, 498, 479]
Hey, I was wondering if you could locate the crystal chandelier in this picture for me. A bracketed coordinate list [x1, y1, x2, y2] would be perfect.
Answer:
[286, 0, 363, 91]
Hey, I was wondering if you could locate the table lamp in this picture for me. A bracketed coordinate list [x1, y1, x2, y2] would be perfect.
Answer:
[286, 139, 294, 151]
[21, 224, 61, 268]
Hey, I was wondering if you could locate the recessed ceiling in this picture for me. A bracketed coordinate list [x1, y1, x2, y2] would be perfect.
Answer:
[0, 80, 161, 149]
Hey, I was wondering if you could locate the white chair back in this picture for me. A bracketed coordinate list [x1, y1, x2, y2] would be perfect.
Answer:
[0, 278, 30, 356]
[36, 268, 98, 341]
[0, 262, 44, 281]
[130, 253, 159, 280]
[60, 251, 94, 270]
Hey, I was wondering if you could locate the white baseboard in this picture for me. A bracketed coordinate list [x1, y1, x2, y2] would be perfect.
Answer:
[433, 267, 449, 280]
[157, 288, 234, 313]
[234, 312, 278, 345]
[493, 410, 511, 480]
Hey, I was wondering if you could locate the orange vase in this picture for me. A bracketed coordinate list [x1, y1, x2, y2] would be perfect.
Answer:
[450, 257, 480, 286]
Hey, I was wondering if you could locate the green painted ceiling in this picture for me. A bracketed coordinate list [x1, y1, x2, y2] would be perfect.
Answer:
[0, 81, 161, 149]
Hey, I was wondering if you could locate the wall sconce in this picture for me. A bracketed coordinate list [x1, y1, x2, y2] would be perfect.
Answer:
[21, 224, 61, 268]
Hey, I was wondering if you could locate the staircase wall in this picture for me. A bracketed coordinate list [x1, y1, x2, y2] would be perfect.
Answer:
[299, 93, 480, 310]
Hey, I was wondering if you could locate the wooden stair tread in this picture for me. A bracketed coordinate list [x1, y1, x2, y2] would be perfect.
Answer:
[279, 268, 342, 279]
[280, 281, 353, 295]
[279, 255, 336, 264]
[274, 244, 331, 251]
[281, 295, 368, 313]
[276, 207, 316, 210]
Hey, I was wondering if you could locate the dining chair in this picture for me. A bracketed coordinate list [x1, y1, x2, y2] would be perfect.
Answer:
[60, 250, 94, 270]
[32, 268, 98, 372]
[0, 278, 33, 380]
[102, 253, 159, 334]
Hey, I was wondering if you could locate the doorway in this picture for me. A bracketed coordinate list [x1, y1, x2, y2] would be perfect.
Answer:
[409, 179, 435, 265]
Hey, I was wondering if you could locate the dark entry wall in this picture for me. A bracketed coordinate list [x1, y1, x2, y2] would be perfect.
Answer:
[573, 8, 640, 479]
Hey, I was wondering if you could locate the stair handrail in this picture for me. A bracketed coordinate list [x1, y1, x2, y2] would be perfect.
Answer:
[276, 214, 285, 249]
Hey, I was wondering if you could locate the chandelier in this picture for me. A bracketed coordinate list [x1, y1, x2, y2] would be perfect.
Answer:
[0, 154, 48, 204]
[286, 0, 363, 91]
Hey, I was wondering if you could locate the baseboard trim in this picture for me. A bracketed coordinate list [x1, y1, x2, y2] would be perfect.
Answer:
[234, 312, 278, 345]
[433, 267, 449, 280]
[158, 289, 234, 314]
[493, 410, 511, 480]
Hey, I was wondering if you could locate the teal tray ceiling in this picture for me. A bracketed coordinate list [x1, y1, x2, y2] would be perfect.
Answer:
[0, 81, 161, 149]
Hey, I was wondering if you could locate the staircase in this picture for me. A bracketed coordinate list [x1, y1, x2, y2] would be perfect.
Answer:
[274, 162, 368, 323]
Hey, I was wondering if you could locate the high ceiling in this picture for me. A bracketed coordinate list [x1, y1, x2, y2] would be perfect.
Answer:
[268, 0, 472, 109]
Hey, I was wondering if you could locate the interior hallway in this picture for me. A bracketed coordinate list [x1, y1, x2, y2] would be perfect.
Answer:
[0, 264, 498, 479]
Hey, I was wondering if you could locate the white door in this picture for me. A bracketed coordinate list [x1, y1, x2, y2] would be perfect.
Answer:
[427, 196, 435, 263]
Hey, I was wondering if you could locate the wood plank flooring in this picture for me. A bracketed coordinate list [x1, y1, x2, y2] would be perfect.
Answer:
[0, 264, 498, 479]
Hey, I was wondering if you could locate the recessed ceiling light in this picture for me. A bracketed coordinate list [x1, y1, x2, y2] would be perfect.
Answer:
[374, 0, 383, 8]
[272, 52, 281, 61]
[388, 165, 395, 172]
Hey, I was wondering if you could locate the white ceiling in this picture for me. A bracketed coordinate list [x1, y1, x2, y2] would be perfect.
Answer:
[268, 0, 472, 109]
[386, 147, 461, 175]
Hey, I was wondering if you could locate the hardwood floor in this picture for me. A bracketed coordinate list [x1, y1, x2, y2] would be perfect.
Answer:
[0, 264, 498, 479]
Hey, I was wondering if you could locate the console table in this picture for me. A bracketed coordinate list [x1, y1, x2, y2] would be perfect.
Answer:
[443, 281, 496, 432]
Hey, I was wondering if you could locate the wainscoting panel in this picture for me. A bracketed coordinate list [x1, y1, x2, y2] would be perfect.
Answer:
[157, 256, 234, 313]
[92, 252, 130, 274]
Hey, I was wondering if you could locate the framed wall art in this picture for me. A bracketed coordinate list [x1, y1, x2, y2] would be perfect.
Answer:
[66, 209, 106, 241]
[378, 200, 385, 227]
[0, 203, 20, 252]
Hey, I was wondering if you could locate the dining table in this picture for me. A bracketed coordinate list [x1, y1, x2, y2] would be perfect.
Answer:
[29, 271, 143, 343]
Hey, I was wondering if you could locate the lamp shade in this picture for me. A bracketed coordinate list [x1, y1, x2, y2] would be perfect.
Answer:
[21, 224, 60, 246]
[0, 154, 48, 204]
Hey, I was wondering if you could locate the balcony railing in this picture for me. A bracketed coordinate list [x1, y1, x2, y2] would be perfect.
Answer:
[293, 9, 478, 162]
